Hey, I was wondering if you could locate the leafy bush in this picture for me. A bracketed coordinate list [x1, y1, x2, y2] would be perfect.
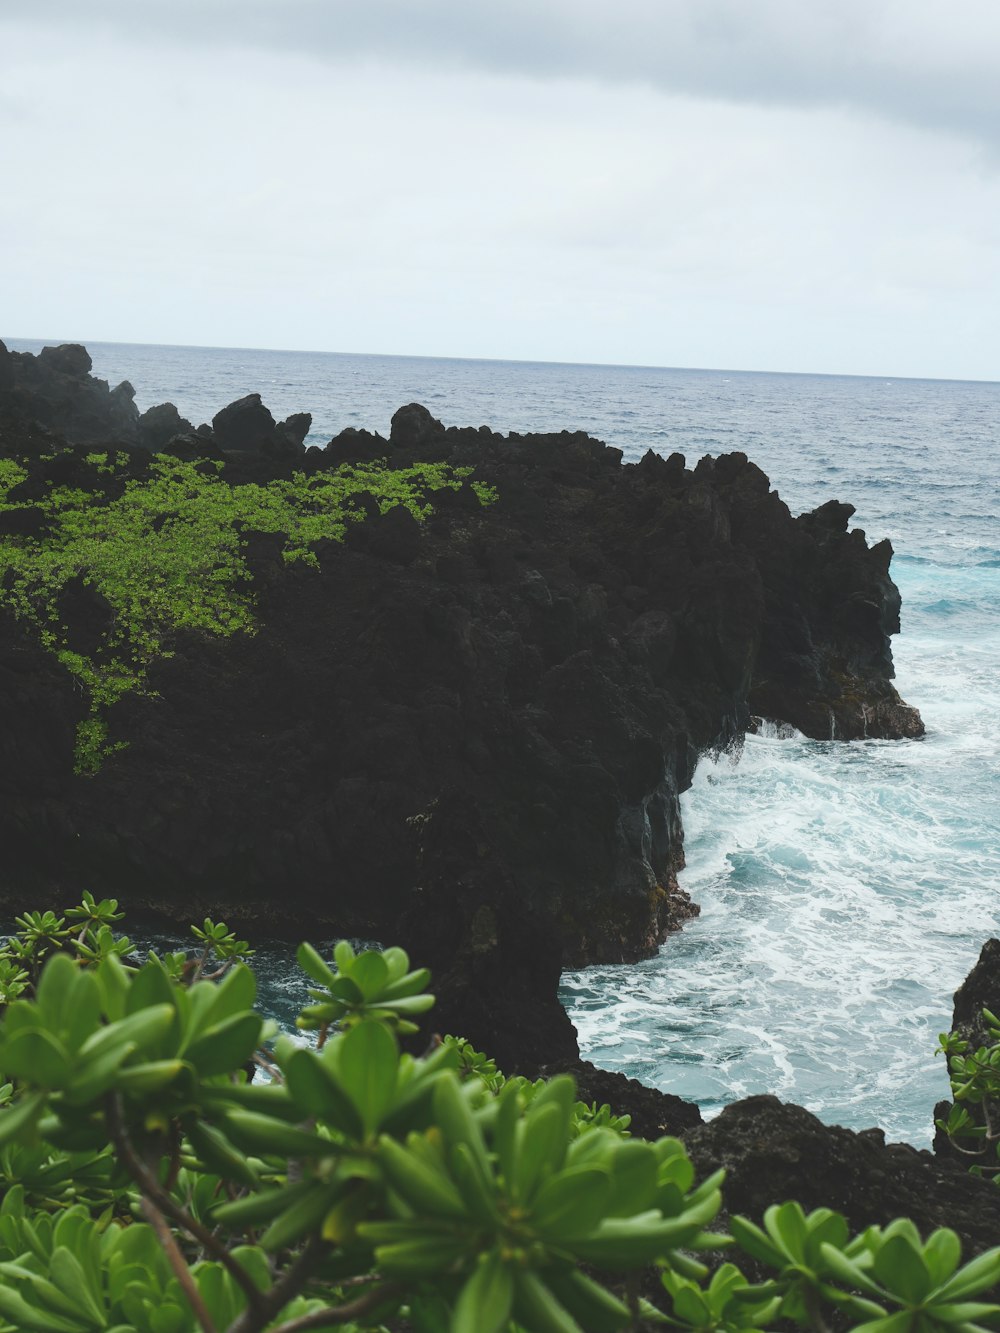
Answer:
[938, 1008, 1000, 1178]
[0, 900, 998, 1333]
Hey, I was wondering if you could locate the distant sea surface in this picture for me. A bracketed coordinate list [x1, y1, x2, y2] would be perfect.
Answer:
[8, 337, 1000, 1146]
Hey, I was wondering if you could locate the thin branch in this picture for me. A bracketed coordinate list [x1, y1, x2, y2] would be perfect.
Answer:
[252, 1049, 283, 1081]
[256, 1280, 404, 1333]
[106, 1094, 264, 1313]
[946, 1137, 990, 1158]
[140, 1193, 217, 1333]
[226, 1236, 327, 1333]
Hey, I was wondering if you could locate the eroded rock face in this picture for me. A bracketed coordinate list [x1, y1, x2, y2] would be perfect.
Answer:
[0, 348, 922, 1067]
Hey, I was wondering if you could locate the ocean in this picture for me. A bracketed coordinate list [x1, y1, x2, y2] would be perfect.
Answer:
[6, 336, 1000, 1146]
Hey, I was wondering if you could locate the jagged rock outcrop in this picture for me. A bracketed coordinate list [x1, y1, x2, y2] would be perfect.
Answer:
[211, 392, 310, 456]
[138, 402, 194, 450]
[0, 340, 142, 445]
[684, 1095, 1000, 1259]
[0, 347, 922, 1069]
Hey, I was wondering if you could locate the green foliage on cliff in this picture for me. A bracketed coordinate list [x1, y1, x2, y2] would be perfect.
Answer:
[1, 900, 999, 1333]
[0, 451, 495, 773]
[938, 1009, 1000, 1176]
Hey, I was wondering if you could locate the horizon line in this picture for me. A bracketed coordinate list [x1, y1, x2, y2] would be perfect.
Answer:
[4, 333, 999, 389]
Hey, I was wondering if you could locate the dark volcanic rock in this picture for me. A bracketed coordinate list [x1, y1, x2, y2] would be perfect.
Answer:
[0, 359, 922, 1067]
[38, 343, 92, 378]
[550, 1060, 702, 1140]
[684, 1095, 1000, 1258]
[212, 394, 278, 451]
[277, 411, 312, 449]
[211, 394, 308, 456]
[949, 937, 1000, 1050]
[0, 343, 142, 445]
[138, 402, 195, 450]
[390, 402, 444, 448]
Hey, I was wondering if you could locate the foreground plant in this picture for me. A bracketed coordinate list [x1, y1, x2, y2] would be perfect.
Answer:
[938, 1008, 1000, 1178]
[0, 899, 998, 1333]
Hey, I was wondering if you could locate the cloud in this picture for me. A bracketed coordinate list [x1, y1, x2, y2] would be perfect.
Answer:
[9, 0, 1000, 150]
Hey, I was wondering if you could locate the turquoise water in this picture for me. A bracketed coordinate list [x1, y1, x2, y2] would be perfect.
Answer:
[6, 336, 999, 1144]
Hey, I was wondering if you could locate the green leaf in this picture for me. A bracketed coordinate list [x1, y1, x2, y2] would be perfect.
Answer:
[350, 951, 388, 999]
[337, 1020, 398, 1135]
[604, 1140, 659, 1217]
[450, 1142, 501, 1226]
[1, 1029, 71, 1089]
[873, 1234, 932, 1304]
[764, 1201, 808, 1264]
[510, 1268, 580, 1333]
[125, 958, 175, 1017]
[532, 1165, 613, 1240]
[202, 963, 257, 1027]
[818, 1241, 886, 1300]
[433, 1073, 489, 1172]
[35, 953, 79, 1027]
[453, 1250, 514, 1333]
[0, 1091, 46, 1146]
[149, 1305, 187, 1333]
[296, 943, 337, 989]
[923, 1229, 962, 1287]
[380, 947, 410, 985]
[850, 1314, 917, 1333]
[259, 1183, 342, 1252]
[930, 1302, 1000, 1325]
[282, 1047, 364, 1138]
[0, 1285, 89, 1333]
[64, 971, 102, 1052]
[544, 1268, 632, 1333]
[568, 1210, 715, 1270]
[512, 1101, 566, 1203]
[377, 1135, 466, 1219]
[380, 968, 433, 1001]
[63, 1042, 134, 1105]
[937, 1248, 1000, 1302]
[116, 1060, 187, 1095]
[184, 1013, 262, 1077]
[185, 1118, 260, 1187]
[49, 1246, 107, 1328]
[212, 1179, 320, 1229]
[328, 976, 364, 1005]
[333, 939, 356, 973]
[220, 1109, 332, 1158]
[78, 1004, 177, 1065]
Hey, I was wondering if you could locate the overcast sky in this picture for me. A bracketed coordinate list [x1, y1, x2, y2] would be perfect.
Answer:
[3, 1, 1000, 379]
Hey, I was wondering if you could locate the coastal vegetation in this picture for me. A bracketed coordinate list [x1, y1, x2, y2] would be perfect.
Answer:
[0, 902, 998, 1333]
[0, 452, 496, 772]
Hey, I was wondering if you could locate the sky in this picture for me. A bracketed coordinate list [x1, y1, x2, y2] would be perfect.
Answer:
[2, 1, 1000, 379]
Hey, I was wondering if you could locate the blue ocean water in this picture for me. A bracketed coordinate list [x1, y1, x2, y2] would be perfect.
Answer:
[7, 337, 1000, 1145]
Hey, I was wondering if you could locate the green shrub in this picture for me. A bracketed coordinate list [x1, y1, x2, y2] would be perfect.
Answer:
[0, 900, 998, 1333]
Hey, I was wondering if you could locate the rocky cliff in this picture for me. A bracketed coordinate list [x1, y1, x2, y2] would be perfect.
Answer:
[0, 342, 922, 1076]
